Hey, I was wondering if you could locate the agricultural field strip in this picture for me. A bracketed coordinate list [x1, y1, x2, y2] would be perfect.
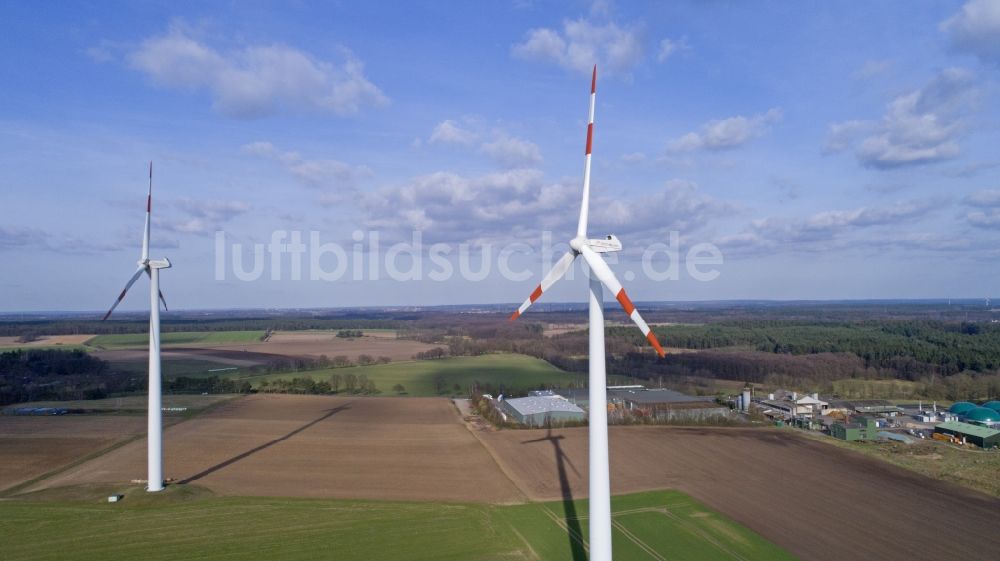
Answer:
[647, 506, 749, 561]
[610, 519, 666, 561]
[540, 506, 588, 553]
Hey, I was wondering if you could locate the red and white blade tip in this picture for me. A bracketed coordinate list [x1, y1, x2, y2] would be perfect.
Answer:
[591, 65, 597, 93]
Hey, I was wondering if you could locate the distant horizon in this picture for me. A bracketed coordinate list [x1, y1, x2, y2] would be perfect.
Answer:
[1, 297, 996, 318]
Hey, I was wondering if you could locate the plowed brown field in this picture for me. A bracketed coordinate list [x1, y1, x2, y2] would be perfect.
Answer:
[0, 415, 146, 491]
[478, 425, 1000, 561]
[28, 395, 523, 503]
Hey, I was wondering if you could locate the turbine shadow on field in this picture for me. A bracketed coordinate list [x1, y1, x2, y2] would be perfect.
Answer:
[524, 427, 587, 561]
[179, 403, 352, 484]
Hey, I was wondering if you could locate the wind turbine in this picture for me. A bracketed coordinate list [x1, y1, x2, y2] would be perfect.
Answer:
[509, 66, 666, 561]
[102, 162, 171, 493]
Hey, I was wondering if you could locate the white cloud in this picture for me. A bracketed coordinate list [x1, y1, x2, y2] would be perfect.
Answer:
[242, 141, 371, 190]
[855, 59, 893, 79]
[824, 120, 871, 153]
[0, 225, 151, 254]
[591, 179, 734, 237]
[941, 0, 1000, 65]
[359, 171, 729, 245]
[0, 226, 49, 250]
[656, 37, 689, 63]
[657, 38, 679, 62]
[964, 189, 1000, 207]
[963, 189, 1000, 229]
[425, 120, 542, 169]
[128, 22, 388, 118]
[967, 210, 1000, 229]
[668, 108, 782, 152]
[512, 19, 644, 75]
[829, 69, 979, 169]
[157, 198, 251, 236]
[621, 152, 646, 162]
[429, 120, 478, 145]
[853, 68, 978, 169]
[717, 199, 939, 254]
[479, 135, 543, 167]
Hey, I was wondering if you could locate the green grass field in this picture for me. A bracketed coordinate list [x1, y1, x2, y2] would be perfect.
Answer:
[0, 487, 796, 561]
[242, 354, 597, 396]
[86, 331, 264, 348]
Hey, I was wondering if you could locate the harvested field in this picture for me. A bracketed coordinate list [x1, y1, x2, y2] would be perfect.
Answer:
[209, 330, 438, 361]
[4, 394, 236, 415]
[542, 323, 586, 337]
[0, 334, 94, 349]
[93, 348, 273, 368]
[29, 395, 523, 503]
[0, 415, 145, 492]
[478, 426, 1000, 561]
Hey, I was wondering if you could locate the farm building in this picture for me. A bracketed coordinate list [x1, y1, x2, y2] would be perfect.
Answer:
[828, 399, 902, 418]
[830, 416, 878, 441]
[934, 421, 1000, 449]
[549, 387, 726, 421]
[760, 390, 829, 419]
[613, 388, 728, 421]
[499, 395, 585, 427]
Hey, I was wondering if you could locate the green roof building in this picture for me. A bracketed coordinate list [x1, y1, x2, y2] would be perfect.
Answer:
[963, 407, 1000, 427]
[982, 400, 1000, 414]
[934, 421, 1000, 449]
[830, 416, 877, 441]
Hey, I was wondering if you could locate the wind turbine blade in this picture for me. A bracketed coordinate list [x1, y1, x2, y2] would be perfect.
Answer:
[141, 161, 152, 262]
[510, 251, 578, 320]
[142, 268, 169, 311]
[102, 266, 146, 321]
[576, 65, 597, 238]
[579, 245, 665, 357]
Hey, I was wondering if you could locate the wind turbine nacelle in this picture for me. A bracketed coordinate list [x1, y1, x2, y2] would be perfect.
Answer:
[586, 235, 622, 253]
[147, 258, 172, 269]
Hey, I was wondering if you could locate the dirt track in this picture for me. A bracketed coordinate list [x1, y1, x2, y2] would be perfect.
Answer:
[478, 425, 1000, 561]
[0, 416, 145, 491]
[30, 395, 523, 503]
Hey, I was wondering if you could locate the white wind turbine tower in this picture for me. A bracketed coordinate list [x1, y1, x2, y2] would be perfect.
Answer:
[509, 66, 666, 561]
[102, 162, 171, 493]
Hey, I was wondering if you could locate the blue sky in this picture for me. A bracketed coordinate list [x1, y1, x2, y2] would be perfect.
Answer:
[2, 0, 1000, 312]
